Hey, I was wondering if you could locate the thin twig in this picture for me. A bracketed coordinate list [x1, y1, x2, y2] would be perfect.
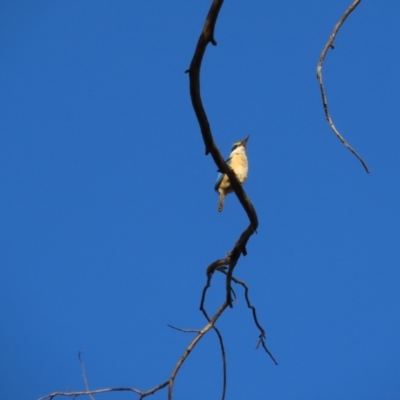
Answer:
[78, 352, 95, 400]
[201, 306, 227, 400]
[199, 274, 228, 400]
[167, 324, 200, 333]
[230, 276, 278, 365]
[38, 386, 151, 400]
[39, 381, 170, 400]
[316, 0, 369, 173]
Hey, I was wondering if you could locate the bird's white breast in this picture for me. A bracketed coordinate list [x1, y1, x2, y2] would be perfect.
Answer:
[230, 153, 248, 184]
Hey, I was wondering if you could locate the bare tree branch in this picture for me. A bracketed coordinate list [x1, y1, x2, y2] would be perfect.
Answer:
[39, 302, 228, 400]
[200, 268, 277, 365]
[187, 0, 259, 306]
[169, 315, 227, 400]
[230, 276, 278, 365]
[168, 301, 229, 400]
[38, 386, 151, 400]
[199, 278, 228, 400]
[40, 2, 276, 399]
[316, 0, 369, 173]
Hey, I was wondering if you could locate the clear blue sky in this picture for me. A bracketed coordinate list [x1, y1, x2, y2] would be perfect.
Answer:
[1, 1, 400, 399]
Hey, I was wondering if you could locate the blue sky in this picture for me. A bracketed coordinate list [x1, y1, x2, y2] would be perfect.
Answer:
[1, 1, 400, 399]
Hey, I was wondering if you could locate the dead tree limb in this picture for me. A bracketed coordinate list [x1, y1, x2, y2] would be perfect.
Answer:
[188, 0, 258, 307]
[317, 0, 369, 173]
[40, 2, 275, 400]
[189, 0, 276, 372]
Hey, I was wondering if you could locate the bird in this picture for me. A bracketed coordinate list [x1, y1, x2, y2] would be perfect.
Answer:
[214, 135, 249, 212]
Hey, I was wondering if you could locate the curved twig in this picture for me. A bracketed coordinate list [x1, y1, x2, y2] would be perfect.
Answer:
[198, 272, 228, 400]
[316, 0, 369, 173]
[230, 276, 278, 365]
[168, 308, 226, 400]
[200, 304, 227, 400]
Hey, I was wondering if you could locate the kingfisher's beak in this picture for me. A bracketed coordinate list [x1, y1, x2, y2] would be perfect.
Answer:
[241, 135, 249, 147]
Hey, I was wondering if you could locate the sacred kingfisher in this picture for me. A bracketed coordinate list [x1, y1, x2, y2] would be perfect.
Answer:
[214, 135, 249, 212]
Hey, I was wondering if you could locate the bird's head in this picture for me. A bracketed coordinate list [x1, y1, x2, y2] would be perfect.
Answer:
[231, 135, 249, 152]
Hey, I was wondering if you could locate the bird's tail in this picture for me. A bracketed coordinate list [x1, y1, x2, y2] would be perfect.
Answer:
[218, 194, 225, 212]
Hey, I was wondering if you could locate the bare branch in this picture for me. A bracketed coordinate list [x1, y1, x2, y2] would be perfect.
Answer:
[168, 301, 229, 400]
[39, 381, 171, 400]
[39, 302, 228, 400]
[204, 316, 227, 400]
[199, 275, 228, 400]
[316, 0, 369, 173]
[230, 276, 278, 365]
[38, 386, 148, 400]
[187, 0, 259, 305]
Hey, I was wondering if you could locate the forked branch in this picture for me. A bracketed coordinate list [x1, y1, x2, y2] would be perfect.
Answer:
[189, 0, 276, 372]
[188, 0, 257, 306]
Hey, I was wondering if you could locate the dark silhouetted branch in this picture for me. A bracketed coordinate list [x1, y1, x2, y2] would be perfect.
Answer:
[230, 276, 278, 365]
[168, 315, 227, 400]
[317, 0, 369, 173]
[188, 0, 258, 306]
[168, 301, 228, 400]
[190, 0, 276, 378]
[199, 278, 228, 400]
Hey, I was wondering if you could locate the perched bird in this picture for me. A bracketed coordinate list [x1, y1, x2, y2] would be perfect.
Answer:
[215, 135, 249, 212]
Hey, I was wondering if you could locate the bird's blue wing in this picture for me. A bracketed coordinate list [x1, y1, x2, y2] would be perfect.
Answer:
[214, 157, 231, 191]
[215, 172, 223, 190]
